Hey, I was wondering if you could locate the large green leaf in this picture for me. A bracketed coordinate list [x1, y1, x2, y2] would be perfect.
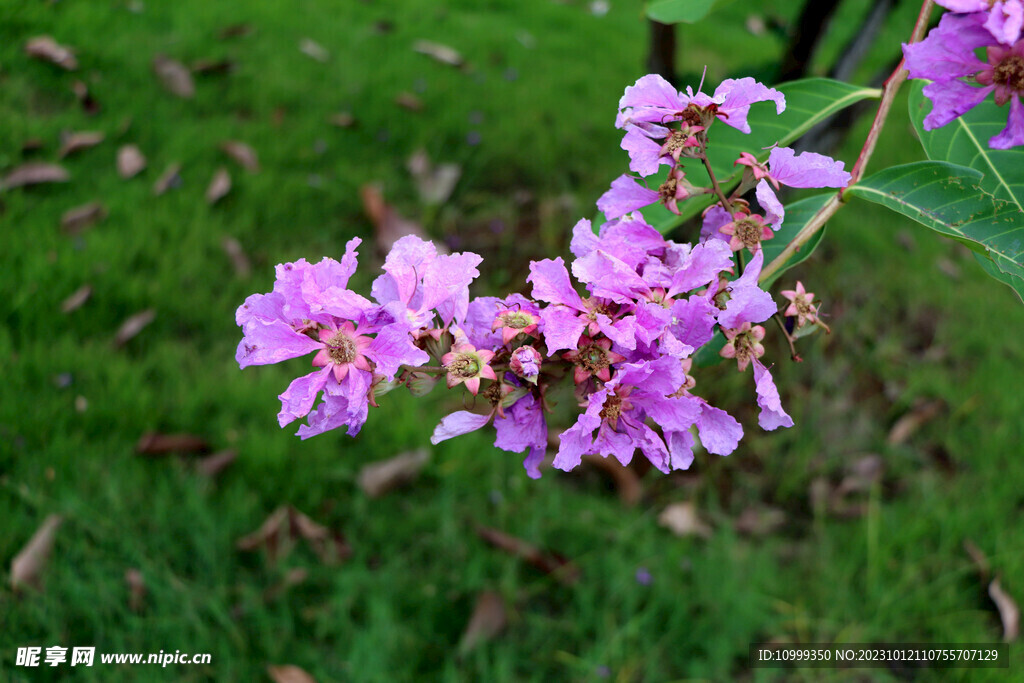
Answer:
[908, 80, 1024, 209]
[846, 161, 1024, 292]
[650, 79, 880, 232]
[645, 0, 717, 24]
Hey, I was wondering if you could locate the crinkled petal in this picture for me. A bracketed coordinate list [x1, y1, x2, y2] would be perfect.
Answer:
[527, 258, 585, 309]
[713, 77, 786, 134]
[236, 319, 323, 368]
[668, 239, 734, 295]
[313, 287, 375, 322]
[637, 393, 701, 433]
[990, 94, 1024, 148]
[755, 179, 785, 230]
[985, 0, 1024, 45]
[597, 313, 637, 351]
[903, 12, 990, 82]
[463, 296, 505, 349]
[921, 80, 993, 130]
[752, 359, 794, 430]
[369, 323, 430, 379]
[594, 421, 637, 466]
[598, 175, 660, 220]
[610, 357, 682, 396]
[236, 291, 286, 327]
[522, 446, 545, 479]
[633, 421, 671, 473]
[430, 410, 493, 444]
[553, 389, 606, 471]
[572, 250, 650, 303]
[569, 218, 600, 259]
[695, 401, 743, 455]
[668, 296, 718, 351]
[618, 74, 688, 125]
[767, 147, 851, 189]
[297, 390, 369, 439]
[621, 127, 671, 177]
[494, 394, 547, 454]
[539, 306, 589, 355]
[277, 366, 332, 427]
[420, 251, 483, 323]
[717, 250, 777, 328]
[633, 301, 672, 347]
[700, 205, 732, 244]
[665, 429, 695, 470]
[378, 234, 438, 305]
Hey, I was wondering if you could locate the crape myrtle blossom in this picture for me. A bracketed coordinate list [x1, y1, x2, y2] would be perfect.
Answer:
[238, 69, 817, 479]
[904, 11, 1024, 148]
[936, 0, 1024, 45]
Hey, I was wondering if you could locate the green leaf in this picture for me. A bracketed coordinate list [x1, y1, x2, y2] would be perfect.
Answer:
[845, 161, 1024, 280]
[645, 0, 717, 24]
[759, 192, 832, 288]
[973, 252, 1024, 304]
[651, 79, 880, 232]
[693, 330, 726, 367]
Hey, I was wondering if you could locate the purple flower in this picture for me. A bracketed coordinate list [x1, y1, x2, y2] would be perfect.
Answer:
[936, 0, 1024, 44]
[494, 393, 548, 479]
[716, 250, 777, 329]
[598, 169, 697, 219]
[904, 12, 1024, 148]
[509, 346, 543, 382]
[738, 147, 851, 230]
[752, 359, 794, 430]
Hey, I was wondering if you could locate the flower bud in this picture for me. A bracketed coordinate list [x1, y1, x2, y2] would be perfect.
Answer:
[509, 346, 542, 383]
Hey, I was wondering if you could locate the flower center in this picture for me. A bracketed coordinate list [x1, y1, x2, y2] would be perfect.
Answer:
[447, 352, 481, 378]
[658, 176, 678, 201]
[501, 311, 532, 329]
[795, 296, 812, 315]
[994, 55, 1024, 92]
[734, 217, 763, 248]
[677, 105, 704, 127]
[599, 394, 623, 425]
[482, 381, 504, 406]
[734, 331, 757, 361]
[580, 344, 609, 373]
[326, 331, 357, 364]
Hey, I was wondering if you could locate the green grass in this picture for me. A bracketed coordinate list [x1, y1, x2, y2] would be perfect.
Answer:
[2, 0, 1023, 681]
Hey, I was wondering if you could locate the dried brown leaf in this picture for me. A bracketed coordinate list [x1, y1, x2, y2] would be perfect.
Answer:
[10, 515, 63, 591]
[125, 568, 147, 612]
[113, 309, 156, 348]
[406, 148, 461, 205]
[990, 577, 1020, 642]
[2, 162, 69, 190]
[964, 539, 991, 581]
[222, 237, 252, 278]
[135, 432, 210, 456]
[218, 23, 254, 40]
[887, 399, 944, 446]
[71, 80, 100, 115]
[25, 36, 77, 70]
[735, 505, 786, 536]
[206, 167, 232, 204]
[61, 202, 107, 234]
[658, 502, 712, 538]
[267, 664, 317, 683]
[835, 454, 884, 497]
[299, 38, 329, 62]
[581, 454, 642, 506]
[153, 163, 182, 196]
[412, 40, 464, 67]
[220, 141, 260, 172]
[58, 131, 104, 158]
[458, 591, 507, 656]
[330, 112, 356, 128]
[395, 92, 423, 111]
[61, 284, 92, 314]
[152, 55, 195, 98]
[191, 58, 234, 75]
[357, 449, 430, 498]
[476, 526, 579, 584]
[263, 567, 308, 602]
[237, 506, 350, 565]
[195, 449, 238, 477]
[117, 145, 147, 179]
[359, 183, 438, 256]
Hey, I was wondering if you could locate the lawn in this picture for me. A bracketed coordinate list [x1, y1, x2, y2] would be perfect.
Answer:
[2, 0, 1022, 681]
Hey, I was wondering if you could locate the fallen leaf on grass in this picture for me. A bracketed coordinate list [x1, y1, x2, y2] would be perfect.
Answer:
[237, 506, 350, 565]
[220, 141, 260, 172]
[458, 591, 506, 656]
[218, 23, 254, 40]
[25, 36, 78, 70]
[222, 237, 252, 278]
[735, 505, 786, 536]
[359, 183, 438, 256]
[135, 432, 210, 456]
[113, 309, 156, 347]
[357, 449, 430, 498]
[990, 578, 1020, 642]
[395, 92, 423, 111]
[153, 163, 182, 195]
[658, 502, 712, 538]
[71, 80, 101, 115]
[2, 163, 69, 190]
[834, 454, 884, 497]
[475, 526, 579, 584]
[125, 568, 147, 612]
[267, 664, 317, 683]
[329, 111, 356, 128]
[61, 284, 92, 313]
[887, 399, 944, 446]
[58, 131, 105, 158]
[195, 449, 238, 477]
[412, 40, 464, 67]
[153, 55, 195, 98]
[61, 202, 106, 234]
[117, 145, 147, 178]
[191, 58, 234, 75]
[10, 515, 63, 591]
[581, 454, 642, 506]
[299, 38, 329, 62]
[406, 148, 461, 205]
[964, 539, 991, 580]
[207, 167, 232, 204]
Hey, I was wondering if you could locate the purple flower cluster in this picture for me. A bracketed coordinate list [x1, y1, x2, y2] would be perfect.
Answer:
[904, 4, 1024, 148]
[236, 71, 851, 479]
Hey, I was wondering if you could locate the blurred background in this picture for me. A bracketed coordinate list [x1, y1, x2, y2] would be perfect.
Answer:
[2, 0, 1022, 680]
